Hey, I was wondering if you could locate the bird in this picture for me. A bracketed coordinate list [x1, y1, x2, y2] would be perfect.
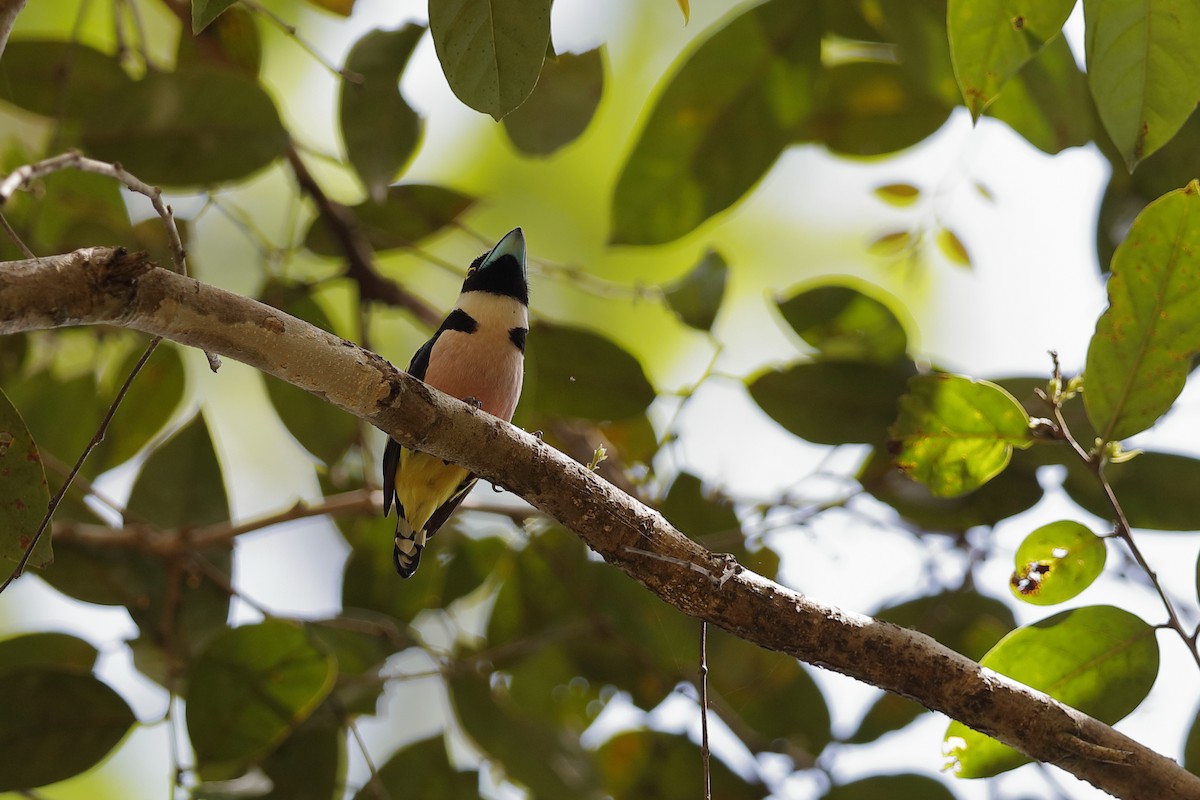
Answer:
[382, 228, 529, 578]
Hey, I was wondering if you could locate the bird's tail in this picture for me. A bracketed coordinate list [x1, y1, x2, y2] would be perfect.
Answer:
[393, 517, 425, 579]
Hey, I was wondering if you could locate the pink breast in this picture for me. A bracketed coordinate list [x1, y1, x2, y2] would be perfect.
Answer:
[422, 330, 523, 421]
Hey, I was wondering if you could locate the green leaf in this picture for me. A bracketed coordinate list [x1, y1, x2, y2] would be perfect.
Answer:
[1084, 182, 1200, 442]
[127, 413, 229, 528]
[987, 34, 1093, 154]
[357, 735, 480, 800]
[502, 48, 604, 156]
[192, 0, 238, 33]
[865, 0, 961, 106]
[178, 5, 262, 77]
[1061, 451, 1200, 531]
[440, 535, 510, 607]
[27, 168, 133, 255]
[945, 605, 1159, 777]
[664, 249, 728, 331]
[259, 282, 358, 464]
[449, 667, 599, 799]
[0, 386, 51, 568]
[307, 618, 395, 716]
[948, 0, 1076, 118]
[0, 632, 98, 672]
[867, 230, 913, 258]
[889, 374, 1032, 497]
[520, 322, 655, 421]
[610, 0, 821, 245]
[81, 69, 289, 187]
[748, 361, 915, 445]
[92, 343, 187, 473]
[1186, 706, 1200, 776]
[596, 730, 767, 799]
[1084, 0, 1200, 169]
[935, 226, 972, 268]
[303, 184, 476, 256]
[340, 26, 424, 202]
[0, 40, 132, 120]
[821, 774, 956, 800]
[861, 445, 1044, 533]
[775, 283, 908, 363]
[659, 473, 779, 580]
[805, 61, 952, 157]
[872, 183, 921, 207]
[1010, 520, 1107, 605]
[340, 513, 450, 622]
[0, 668, 135, 792]
[428, 0, 550, 120]
[259, 707, 343, 800]
[708, 628, 831, 760]
[187, 620, 337, 780]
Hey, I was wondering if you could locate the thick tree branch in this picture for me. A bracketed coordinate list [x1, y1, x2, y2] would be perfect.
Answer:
[1, 247, 1197, 800]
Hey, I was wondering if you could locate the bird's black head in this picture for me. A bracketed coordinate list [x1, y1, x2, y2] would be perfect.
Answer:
[462, 227, 528, 306]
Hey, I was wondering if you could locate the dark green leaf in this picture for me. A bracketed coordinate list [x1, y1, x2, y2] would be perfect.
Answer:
[0, 668, 135, 792]
[866, 0, 961, 106]
[441, 535, 510, 607]
[303, 184, 476, 256]
[93, 343, 187, 473]
[1084, 0, 1200, 169]
[0, 40, 132, 120]
[748, 361, 915, 445]
[357, 735, 480, 800]
[889, 374, 1032, 497]
[520, 322, 655, 421]
[1010, 520, 1106, 605]
[0, 386, 51, 567]
[709, 628, 831, 760]
[28, 169, 133, 255]
[775, 283, 908, 363]
[664, 249, 728, 331]
[178, 5, 262, 77]
[192, 0, 238, 33]
[0, 632, 98, 672]
[1084, 182, 1200, 442]
[1186, 706, 1200, 776]
[947, 0, 1075, 118]
[340, 512, 449, 622]
[987, 34, 1093, 154]
[187, 619, 337, 780]
[127, 414, 229, 528]
[503, 48, 604, 156]
[1061, 451, 1200, 531]
[428, 0, 550, 120]
[945, 605, 1159, 777]
[805, 61, 952, 157]
[822, 774, 955, 800]
[340, 26, 424, 202]
[5, 369, 104, 478]
[81, 69, 289, 187]
[449, 668, 600, 799]
[596, 730, 767, 800]
[259, 282, 358, 464]
[260, 706, 344, 800]
[308, 617, 398, 716]
[610, 0, 821, 245]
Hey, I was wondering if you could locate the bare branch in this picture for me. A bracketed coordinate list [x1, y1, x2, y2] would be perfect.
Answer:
[1, 247, 1197, 800]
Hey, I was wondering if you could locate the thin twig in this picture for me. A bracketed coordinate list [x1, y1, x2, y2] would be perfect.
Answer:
[1042, 352, 1200, 669]
[345, 713, 389, 800]
[0, 338, 162, 593]
[0, 208, 35, 258]
[285, 145, 441, 328]
[238, 0, 359, 82]
[699, 621, 712, 800]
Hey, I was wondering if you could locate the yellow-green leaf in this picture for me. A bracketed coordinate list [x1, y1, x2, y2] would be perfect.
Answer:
[889, 374, 1032, 497]
[1084, 181, 1200, 442]
[1010, 520, 1107, 605]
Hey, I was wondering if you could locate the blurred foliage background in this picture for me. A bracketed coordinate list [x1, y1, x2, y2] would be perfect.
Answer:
[1, 0, 1200, 798]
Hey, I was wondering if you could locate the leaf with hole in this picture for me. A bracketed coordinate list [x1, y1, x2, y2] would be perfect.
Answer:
[1010, 520, 1106, 605]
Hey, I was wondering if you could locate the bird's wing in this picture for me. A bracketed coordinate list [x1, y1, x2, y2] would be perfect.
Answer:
[423, 475, 478, 539]
[382, 330, 442, 518]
